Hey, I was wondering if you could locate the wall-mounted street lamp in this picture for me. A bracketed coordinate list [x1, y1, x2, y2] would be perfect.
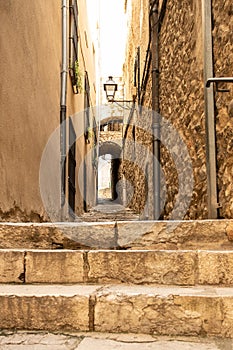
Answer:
[103, 76, 118, 101]
[103, 76, 135, 103]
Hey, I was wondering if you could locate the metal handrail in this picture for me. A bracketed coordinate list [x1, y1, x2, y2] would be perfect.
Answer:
[206, 77, 233, 87]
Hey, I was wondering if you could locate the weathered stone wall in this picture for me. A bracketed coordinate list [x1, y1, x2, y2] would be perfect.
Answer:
[159, 0, 207, 219]
[122, 0, 154, 217]
[0, 1, 62, 222]
[99, 131, 122, 142]
[123, 0, 206, 219]
[123, 0, 150, 101]
[212, 0, 233, 218]
[0, 0, 97, 221]
[123, 0, 233, 219]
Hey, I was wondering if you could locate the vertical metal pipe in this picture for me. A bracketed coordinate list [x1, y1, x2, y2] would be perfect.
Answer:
[60, 0, 68, 210]
[61, 0, 68, 108]
[202, 0, 218, 218]
[96, 0, 101, 204]
[150, 0, 160, 220]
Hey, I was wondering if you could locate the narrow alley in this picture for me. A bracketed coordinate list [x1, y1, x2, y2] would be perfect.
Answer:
[0, 0, 233, 349]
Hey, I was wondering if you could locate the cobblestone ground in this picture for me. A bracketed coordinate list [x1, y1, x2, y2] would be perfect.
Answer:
[0, 331, 232, 350]
[80, 199, 139, 222]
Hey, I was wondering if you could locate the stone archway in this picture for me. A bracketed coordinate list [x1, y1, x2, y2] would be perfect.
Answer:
[99, 140, 122, 158]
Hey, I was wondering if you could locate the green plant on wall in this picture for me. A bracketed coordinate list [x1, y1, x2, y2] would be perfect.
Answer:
[87, 126, 93, 140]
[85, 126, 93, 144]
[73, 60, 83, 93]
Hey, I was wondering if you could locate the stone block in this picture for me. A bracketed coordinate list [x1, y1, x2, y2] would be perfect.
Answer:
[0, 250, 24, 283]
[0, 223, 117, 249]
[0, 284, 98, 331]
[221, 297, 233, 338]
[94, 285, 233, 337]
[51, 223, 117, 249]
[226, 221, 233, 241]
[117, 220, 233, 250]
[87, 250, 197, 285]
[25, 250, 84, 283]
[0, 223, 73, 249]
[198, 251, 233, 285]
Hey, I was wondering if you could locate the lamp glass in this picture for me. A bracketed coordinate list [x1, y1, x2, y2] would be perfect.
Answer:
[104, 76, 118, 101]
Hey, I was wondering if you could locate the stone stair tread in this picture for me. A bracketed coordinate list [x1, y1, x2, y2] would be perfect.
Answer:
[2, 248, 233, 285]
[1, 248, 233, 252]
[1, 220, 233, 250]
[97, 284, 233, 296]
[1, 221, 233, 338]
[0, 219, 231, 248]
[0, 283, 233, 296]
[0, 284, 101, 296]
[1, 284, 233, 336]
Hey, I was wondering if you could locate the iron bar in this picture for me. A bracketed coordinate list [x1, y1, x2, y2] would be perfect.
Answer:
[206, 77, 233, 87]
[60, 0, 68, 211]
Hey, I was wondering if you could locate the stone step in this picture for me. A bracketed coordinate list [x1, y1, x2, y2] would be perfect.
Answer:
[1, 284, 233, 338]
[81, 204, 139, 222]
[2, 249, 233, 286]
[0, 219, 233, 250]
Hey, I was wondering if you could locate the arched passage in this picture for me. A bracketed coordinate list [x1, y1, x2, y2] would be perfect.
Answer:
[99, 141, 122, 158]
[98, 141, 122, 202]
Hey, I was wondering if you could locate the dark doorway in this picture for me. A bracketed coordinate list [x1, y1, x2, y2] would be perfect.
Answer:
[68, 118, 76, 215]
[98, 141, 122, 203]
[111, 157, 121, 201]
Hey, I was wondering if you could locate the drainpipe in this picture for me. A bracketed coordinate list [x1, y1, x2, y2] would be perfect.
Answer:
[150, 0, 160, 220]
[202, 0, 218, 218]
[60, 0, 68, 213]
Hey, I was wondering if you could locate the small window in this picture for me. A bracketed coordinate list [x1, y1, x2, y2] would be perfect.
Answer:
[134, 46, 140, 99]
[124, 0, 128, 12]
[132, 125, 136, 141]
[84, 31, 89, 48]
[84, 72, 91, 143]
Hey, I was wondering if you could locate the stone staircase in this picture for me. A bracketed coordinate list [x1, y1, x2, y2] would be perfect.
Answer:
[1, 220, 233, 339]
[80, 200, 139, 222]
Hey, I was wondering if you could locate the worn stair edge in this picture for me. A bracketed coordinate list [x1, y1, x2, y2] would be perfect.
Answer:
[1, 284, 233, 337]
[0, 219, 233, 250]
[94, 285, 233, 338]
[25, 249, 197, 285]
[3, 249, 233, 286]
[116, 219, 233, 249]
[0, 222, 117, 250]
[0, 284, 101, 332]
